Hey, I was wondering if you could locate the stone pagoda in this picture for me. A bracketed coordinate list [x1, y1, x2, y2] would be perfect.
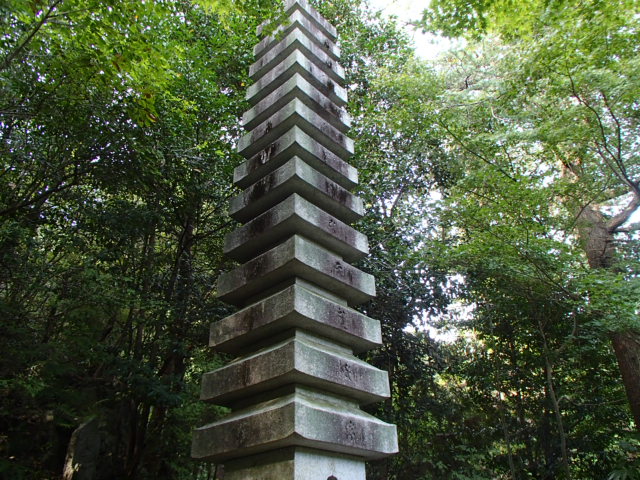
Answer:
[191, 1, 398, 478]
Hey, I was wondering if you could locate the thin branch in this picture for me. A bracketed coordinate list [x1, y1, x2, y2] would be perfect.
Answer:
[439, 121, 518, 183]
[523, 249, 582, 302]
[0, 0, 65, 72]
[608, 194, 640, 233]
[454, 189, 584, 301]
[565, 195, 601, 233]
[600, 90, 625, 178]
[616, 223, 640, 233]
[538, 320, 572, 474]
[556, 313, 579, 356]
[388, 184, 407, 219]
[593, 143, 630, 187]
[567, 74, 617, 164]
[49, 8, 91, 18]
[0, 181, 74, 217]
[567, 73, 639, 196]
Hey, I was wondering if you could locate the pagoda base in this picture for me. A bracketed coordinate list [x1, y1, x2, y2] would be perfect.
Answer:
[224, 447, 365, 480]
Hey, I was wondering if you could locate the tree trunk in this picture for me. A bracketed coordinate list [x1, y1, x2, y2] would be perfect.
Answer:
[611, 330, 640, 428]
[539, 321, 571, 479]
[495, 394, 518, 480]
[577, 204, 640, 431]
[576, 206, 616, 269]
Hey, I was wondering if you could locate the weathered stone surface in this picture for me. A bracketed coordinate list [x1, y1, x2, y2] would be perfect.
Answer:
[193, 0, 399, 473]
[229, 157, 363, 224]
[62, 417, 101, 480]
[234, 126, 357, 191]
[243, 73, 350, 133]
[210, 281, 381, 354]
[224, 194, 368, 263]
[246, 49, 347, 108]
[217, 235, 376, 307]
[249, 27, 345, 85]
[201, 330, 390, 406]
[255, 9, 340, 63]
[257, 0, 338, 47]
[224, 447, 366, 480]
[191, 387, 398, 462]
[238, 98, 354, 161]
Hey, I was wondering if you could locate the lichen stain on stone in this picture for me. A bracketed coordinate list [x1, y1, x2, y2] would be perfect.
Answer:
[327, 79, 335, 92]
[247, 255, 265, 279]
[248, 212, 271, 237]
[248, 173, 275, 202]
[241, 360, 251, 387]
[259, 143, 278, 165]
[328, 102, 340, 118]
[324, 180, 348, 204]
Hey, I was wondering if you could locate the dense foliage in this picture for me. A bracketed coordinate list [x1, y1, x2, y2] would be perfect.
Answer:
[1, 1, 273, 478]
[1, 0, 638, 479]
[367, 0, 640, 477]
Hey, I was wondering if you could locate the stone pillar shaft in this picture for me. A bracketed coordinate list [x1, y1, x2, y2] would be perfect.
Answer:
[192, 2, 398, 478]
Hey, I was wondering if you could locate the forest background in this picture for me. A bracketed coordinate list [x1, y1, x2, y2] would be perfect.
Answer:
[1, 0, 639, 478]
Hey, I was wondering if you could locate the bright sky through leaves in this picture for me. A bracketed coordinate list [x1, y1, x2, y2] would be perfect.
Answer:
[367, 0, 458, 58]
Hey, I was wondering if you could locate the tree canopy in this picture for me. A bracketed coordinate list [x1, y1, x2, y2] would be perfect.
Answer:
[1, 0, 639, 479]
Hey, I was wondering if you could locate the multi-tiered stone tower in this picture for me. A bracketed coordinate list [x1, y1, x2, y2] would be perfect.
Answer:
[191, 1, 398, 478]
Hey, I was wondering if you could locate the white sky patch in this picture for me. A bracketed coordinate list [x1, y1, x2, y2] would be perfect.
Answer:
[406, 300, 473, 343]
[366, 0, 462, 59]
